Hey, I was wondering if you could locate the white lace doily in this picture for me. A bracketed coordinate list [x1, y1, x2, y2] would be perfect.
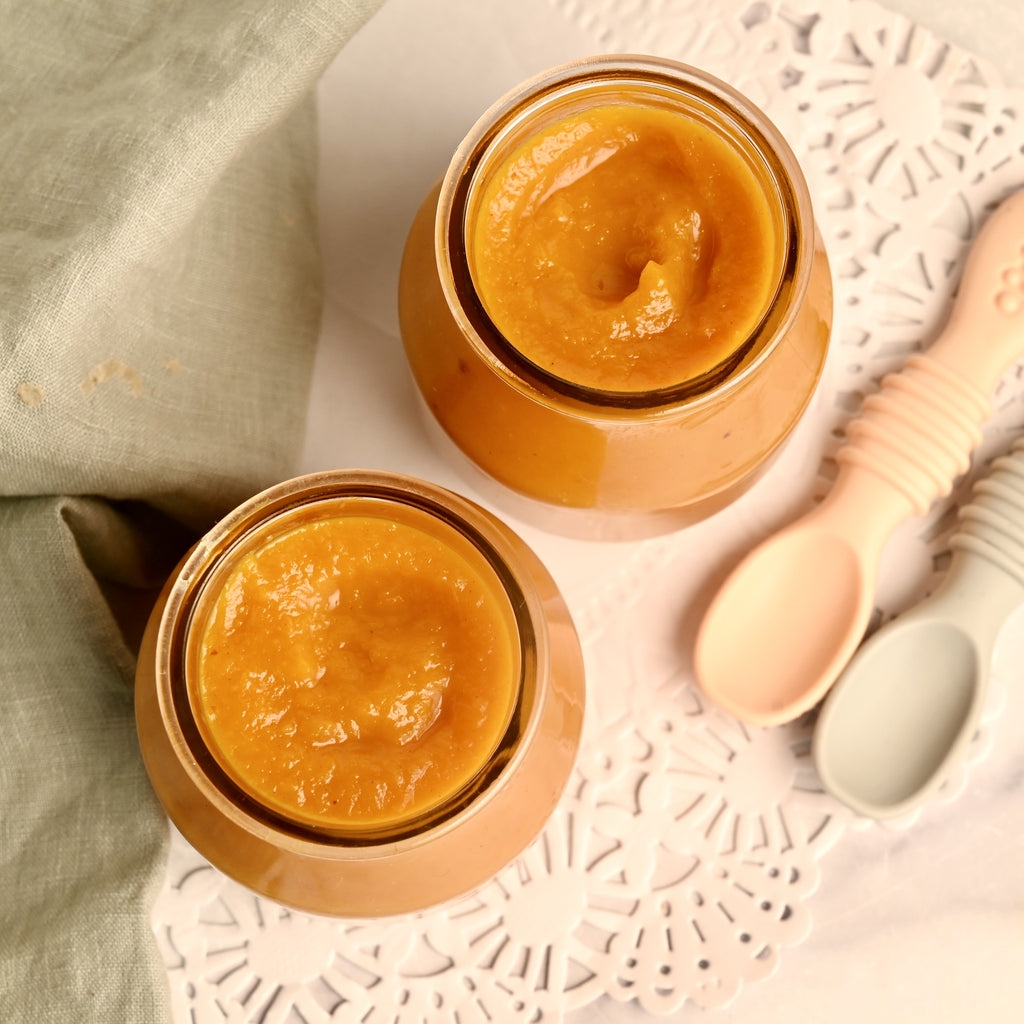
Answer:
[152, 1, 1024, 1020]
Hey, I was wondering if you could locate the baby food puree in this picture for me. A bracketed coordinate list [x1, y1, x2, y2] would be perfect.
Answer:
[470, 103, 778, 393]
[193, 500, 519, 831]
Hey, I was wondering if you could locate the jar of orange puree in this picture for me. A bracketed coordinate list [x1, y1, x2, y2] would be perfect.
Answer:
[399, 56, 832, 523]
[135, 471, 584, 917]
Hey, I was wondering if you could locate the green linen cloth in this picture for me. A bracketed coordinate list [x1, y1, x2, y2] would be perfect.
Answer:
[0, 1, 385, 1020]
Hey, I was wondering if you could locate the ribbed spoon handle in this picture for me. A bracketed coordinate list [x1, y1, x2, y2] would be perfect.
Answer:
[837, 355, 988, 515]
[834, 189, 1024, 515]
[952, 439, 1024, 589]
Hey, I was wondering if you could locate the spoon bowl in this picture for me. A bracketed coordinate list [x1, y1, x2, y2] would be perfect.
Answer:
[695, 522, 869, 724]
[812, 616, 981, 818]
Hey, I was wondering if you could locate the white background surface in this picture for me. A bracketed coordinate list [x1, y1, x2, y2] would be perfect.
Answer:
[298, 1, 1024, 1021]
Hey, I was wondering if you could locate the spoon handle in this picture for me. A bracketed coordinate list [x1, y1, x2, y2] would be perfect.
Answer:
[931, 548, 1024, 659]
[910, 439, 1024, 650]
[832, 189, 1024, 518]
[835, 355, 988, 517]
[930, 189, 1024, 391]
[951, 437, 1024, 579]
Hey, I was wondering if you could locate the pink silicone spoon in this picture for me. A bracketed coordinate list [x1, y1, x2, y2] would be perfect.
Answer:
[694, 187, 1024, 726]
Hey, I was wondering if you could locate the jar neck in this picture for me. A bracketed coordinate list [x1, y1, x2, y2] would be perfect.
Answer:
[436, 56, 815, 413]
[157, 472, 538, 846]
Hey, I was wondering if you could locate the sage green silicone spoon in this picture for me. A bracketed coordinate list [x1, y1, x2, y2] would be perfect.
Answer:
[812, 439, 1024, 819]
[695, 187, 1024, 726]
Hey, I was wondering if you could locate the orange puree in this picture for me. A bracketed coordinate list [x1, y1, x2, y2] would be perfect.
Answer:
[470, 103, 779, 392]
[193, 502, 519, 830]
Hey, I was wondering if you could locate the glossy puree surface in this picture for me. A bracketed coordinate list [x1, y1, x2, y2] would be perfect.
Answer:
[193, 505, 519, 830]
[471, 103, 779, 392]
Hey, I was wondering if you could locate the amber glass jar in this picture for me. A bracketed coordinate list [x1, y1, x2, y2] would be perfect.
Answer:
[135, 471, 584, 917]
[399, 56, 832, 520]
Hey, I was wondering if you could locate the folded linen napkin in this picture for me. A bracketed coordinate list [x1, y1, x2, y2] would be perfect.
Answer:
[0, 1, 385, 1019]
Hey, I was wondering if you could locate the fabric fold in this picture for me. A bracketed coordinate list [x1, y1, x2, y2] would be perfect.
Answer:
[1, 497, 174, 1021]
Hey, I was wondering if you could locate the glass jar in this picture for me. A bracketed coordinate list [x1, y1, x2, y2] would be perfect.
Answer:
[399, 56, 832, 522]
[135, 470, 585, 917]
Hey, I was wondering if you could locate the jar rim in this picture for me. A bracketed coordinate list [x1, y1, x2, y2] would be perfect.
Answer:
[435, 54, 816, 415]
[153, 470, 543, 853]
